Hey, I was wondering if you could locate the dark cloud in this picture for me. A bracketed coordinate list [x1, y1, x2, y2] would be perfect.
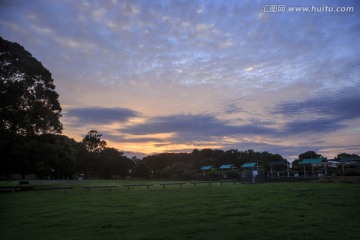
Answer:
[282, 117, 345, 134]
[274, 89, 360, 134]
[66, 107, 139, 125]
[275, 89, 360, 120]
[103, 133, 167, 144]
[120, 114, 276, 141]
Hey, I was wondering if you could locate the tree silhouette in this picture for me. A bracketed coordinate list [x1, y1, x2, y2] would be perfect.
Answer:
[82, 130, 107, 152]
[0, 37, 63, 178]
[0, 37, 62, 136]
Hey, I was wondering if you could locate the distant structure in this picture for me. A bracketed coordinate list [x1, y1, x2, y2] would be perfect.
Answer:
[241, 162, 262, 183]
[269, 160, 290, 178]
[200, 166, 213, 178]
[219, 164, 236, 179]
[298, 158, 327, 177]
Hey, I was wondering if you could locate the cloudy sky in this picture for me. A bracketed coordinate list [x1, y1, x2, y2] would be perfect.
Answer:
[1, 0, 359, 160]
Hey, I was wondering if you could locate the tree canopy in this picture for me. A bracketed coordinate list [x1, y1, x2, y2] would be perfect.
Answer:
[298, 151, 323, 160]
[0, 37, 62, 136]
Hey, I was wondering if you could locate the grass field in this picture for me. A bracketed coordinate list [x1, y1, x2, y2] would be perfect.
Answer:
[1, 181, 359, 240]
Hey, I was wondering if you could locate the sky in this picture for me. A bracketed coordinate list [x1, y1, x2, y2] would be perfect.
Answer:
[1, 0, 359, 160]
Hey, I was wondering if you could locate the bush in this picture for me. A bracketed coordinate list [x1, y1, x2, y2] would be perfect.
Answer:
[182, 170, 196, 180]
[337, 169, 360, 176]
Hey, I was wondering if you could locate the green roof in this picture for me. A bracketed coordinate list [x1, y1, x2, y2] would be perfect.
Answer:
[241, 162, 257, 168]
[219, 164, 234, 169]
[299, 158, 326, 165]
[339, 157, 360, 163]
[201, 166, 213, 170]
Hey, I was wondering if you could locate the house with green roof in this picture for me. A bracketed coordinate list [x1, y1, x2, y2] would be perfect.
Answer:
[339, 156, 360, 164]
[338, 156, 360, 173]
[241, 162, 257, 168]
[299, 158, 327, 177]
[200, 165, 213, 179]
[269, 160, 289, 178]
[241, 162, 264, 183]
[200, 165, 213, 171]
[219, 164, 235, 170]
[219, 164, 236, 179]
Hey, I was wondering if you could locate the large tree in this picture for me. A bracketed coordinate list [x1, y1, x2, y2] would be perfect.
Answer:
[25, 134, 77, 179]
[0, 37, 63, 178]
[0, 37, 62, 136]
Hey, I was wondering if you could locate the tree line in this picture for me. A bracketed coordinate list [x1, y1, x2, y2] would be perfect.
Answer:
[0, 127, 288, 180]
[2, 127, 357, 180]
[0, 129, 135, 180]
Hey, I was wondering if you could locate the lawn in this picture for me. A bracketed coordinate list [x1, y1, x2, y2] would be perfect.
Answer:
[0, 181, 359, 240]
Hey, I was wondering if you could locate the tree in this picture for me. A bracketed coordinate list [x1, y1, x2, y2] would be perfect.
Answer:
[33, 134, 77, 179]
[334, 153, 359, 160]
[74, 141, 90, 175]
[298, 151, 322, 161]
[1, 134, 77, 179]
[82, 130, 107, 152]
[0, 37, 62, 136]
[0, 37, 63, 179]
[167, 162, 194, 179]
[97, 147, 133, 179]
[132, 162, 151, 179]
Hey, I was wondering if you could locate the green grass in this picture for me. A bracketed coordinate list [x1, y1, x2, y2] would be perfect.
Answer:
[1, 181, 359, 240]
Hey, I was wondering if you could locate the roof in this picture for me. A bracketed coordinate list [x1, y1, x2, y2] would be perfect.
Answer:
[219, 164, 234, 169]
[299, 158, 326, 165]
[241, 162, 257, 168]
[339, 156, 360, 163]
[269, 160, 288, 166]
[200, 166, 213, 170]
